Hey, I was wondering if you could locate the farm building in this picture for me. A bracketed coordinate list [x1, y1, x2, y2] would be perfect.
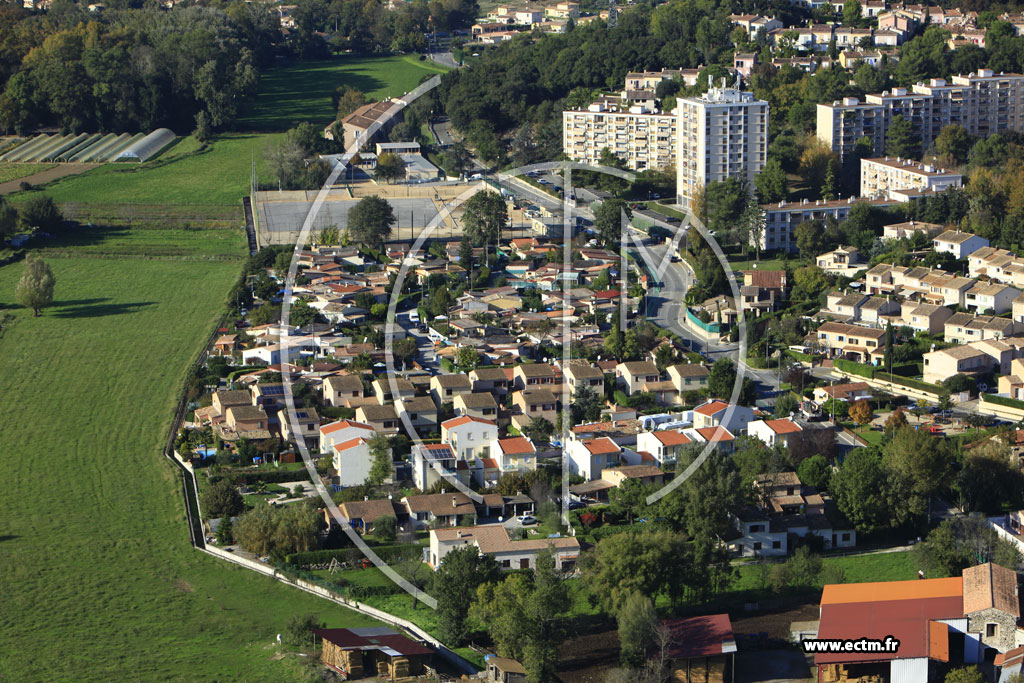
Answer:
[315, 626, 433, 679]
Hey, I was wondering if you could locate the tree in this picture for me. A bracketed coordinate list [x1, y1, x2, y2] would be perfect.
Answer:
[849, 399, 873, 426]
[472, 548, 570, 683]
[18, 195, 62, 232]
[831, 449, 890, 534]
[774, 392, 799, 418]
[933, 124, 972, 165]
[594, 198, 629, 250]
[0, 198, 17, 240]
[569, 383, 603, 425]
[284, 613, 324, 648]
[462, 190, 507, 254]
[455, 346, 479, 372]
[842, 0, 861, 25]
[392, 336, 419, 368]
[348, 195, 396, 252]
[373, 515, 397, 542]
[754, 157, 787, 203]
[335, 85, 367, 119]
[234, 503, 318, 558]
[792, 265, 830, 301]
[885, 114, 918, 159]
[797, 454, 832, 492]
[15, 254, 55, 316]
[884, 407, 908, 435]
[799, 141, 838, 197]
[884, 426, 950, 524]
[917, 517, 1022, 579]
[375, 153, 406, 184]
[707, 358, 737, 399]
[609, 479, 651, 525]
[945, 668, 985, 683]
[289, 300, 317, 328]
[215, 515, 234, 544]
[522, 417, 554, 442]
[444, 141, 472, 178]
[582, 530, 688, 614]
[201, 479, 245, 518]
[616, 591, 657, 668]
[366, 433, 392, 487]
[739, 203, 766, 259]
[431, 545, 501, 644]
[794, 222, 824, 259]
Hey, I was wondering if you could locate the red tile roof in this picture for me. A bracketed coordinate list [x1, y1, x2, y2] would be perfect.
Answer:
[584, 437, 620, 454]
[764, 418, 802, 435]
[653, 430, 692, 446]
[441, 415, 497, 429]
[694, 400, 730, 417]
[333, 437, 368, 452]
[498, 436, 535, 455]
[696, 426, 734, 442]
[319, 420, 375, 434]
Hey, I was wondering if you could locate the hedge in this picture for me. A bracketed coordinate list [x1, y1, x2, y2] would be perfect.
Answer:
[981, 393, 1024, 410]
[834, 358, 875, 378]
[887, 374, 940, 395]
[833, 358, 940, 396]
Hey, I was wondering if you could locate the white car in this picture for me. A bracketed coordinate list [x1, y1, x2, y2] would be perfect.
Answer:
[516, 515, 537, 526]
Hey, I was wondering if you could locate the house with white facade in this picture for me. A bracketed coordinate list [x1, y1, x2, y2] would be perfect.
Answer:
[441, 415, 499, 461]
[319, 419, 376, 455]
[748, 418, 803, 448]
[692, 400, 754, 435]
[428, 526, 580, 571]
[566, 436, 622, 481]
[934, 229, 990, 259]
[636, 429, 693, 466]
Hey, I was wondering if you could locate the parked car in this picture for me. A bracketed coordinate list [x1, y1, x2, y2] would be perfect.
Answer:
[516, 515, 537, 525]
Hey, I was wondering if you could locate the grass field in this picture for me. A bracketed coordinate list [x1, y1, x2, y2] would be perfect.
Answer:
[0, 224, 388, 681]
[0, 162, 55, 183]
[237, 55, 451, 132]
[9, 133, 280, 207]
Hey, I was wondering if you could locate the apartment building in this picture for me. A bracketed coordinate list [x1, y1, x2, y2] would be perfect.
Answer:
[676, 82, 769, 208]
[757, 197, 897, 252]
[817, 71, 1024, 160]
[860, 157, 962, 198]
[562, 96, 677, 171]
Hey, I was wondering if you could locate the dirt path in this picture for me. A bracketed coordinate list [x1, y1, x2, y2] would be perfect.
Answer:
[0, 163, 100, 194]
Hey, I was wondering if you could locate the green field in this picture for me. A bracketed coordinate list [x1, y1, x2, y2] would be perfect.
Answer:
[9, 133, 280, 206]
[0, 225, 387, 681]
[0, 162, 55, 183]
[238, 55, 450, 132]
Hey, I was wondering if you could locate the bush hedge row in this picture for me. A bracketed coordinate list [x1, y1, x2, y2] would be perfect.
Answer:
[981, 393, 1024, 410]
[285, 543, 422, 567]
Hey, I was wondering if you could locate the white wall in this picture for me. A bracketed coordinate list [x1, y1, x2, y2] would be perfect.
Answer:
[335, 442, 372, 487]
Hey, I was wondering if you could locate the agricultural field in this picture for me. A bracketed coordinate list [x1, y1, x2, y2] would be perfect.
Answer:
[8, 133, 281, 207]
[0, 224, 386, 681]
[0, 162, 55, 184]
[237, 55, 451, 132]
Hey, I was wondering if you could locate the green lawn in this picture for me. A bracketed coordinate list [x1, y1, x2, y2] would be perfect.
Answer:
[0, 226, 388, 681]
[237, 55, 451, 132]
[8, 133, 280, 206]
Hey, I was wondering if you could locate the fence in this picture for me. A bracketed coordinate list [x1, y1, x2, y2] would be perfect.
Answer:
[686, 308, 721, 333]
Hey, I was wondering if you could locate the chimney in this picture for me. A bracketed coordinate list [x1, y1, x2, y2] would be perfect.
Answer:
[452, 496, 458, 508]
[364, 496, 369, 501]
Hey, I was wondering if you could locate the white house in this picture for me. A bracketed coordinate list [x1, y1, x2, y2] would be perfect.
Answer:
[428, 525, 580, 571]
[318, 419, 376, 455]
[412, 443, 469, 491]
[933, 229, 990, 259]
[636, 429, 693, 466]
[965, 281, 1022, 315]
[748, 418, 803, 448]
[692, 400, 754, 435]
[566, 436, 622, 481]
[441, 415, 499, 461]
[333, 437, 377, 487]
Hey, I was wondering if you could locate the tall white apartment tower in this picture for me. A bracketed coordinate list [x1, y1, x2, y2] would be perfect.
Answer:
[676, 80, 769, 209]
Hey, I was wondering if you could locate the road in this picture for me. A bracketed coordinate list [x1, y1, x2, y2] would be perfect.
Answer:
[641, 233, 782, 395]
[428, 51, 459, 69]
